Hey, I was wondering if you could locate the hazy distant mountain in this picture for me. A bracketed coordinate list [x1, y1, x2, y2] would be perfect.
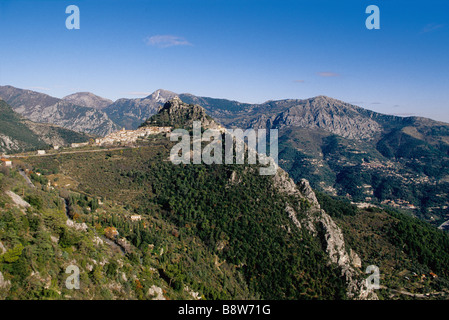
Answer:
[0, 99, 90, 153]
[0, 86, 119, 136]
[105, 89, 177, 129]
[62, 92, 113, 110]
[104, 90, 256, 130]
[239, 96, 383, 139]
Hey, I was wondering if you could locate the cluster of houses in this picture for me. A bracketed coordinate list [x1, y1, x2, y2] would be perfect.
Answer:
[94, 126, 172, 147]
[381, 199, 418, 210]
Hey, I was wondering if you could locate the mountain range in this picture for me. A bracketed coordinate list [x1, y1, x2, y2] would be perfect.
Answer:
[0, 86, 118, 137]
[3, 99, 449, 300]
[1, 85, 449, 227]
[0, 98, 91, 154]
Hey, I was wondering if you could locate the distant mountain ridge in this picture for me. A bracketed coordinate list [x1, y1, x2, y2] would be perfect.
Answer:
[4, 91, 449, 301]
[62, 92, 113, 110]
[0, 99, 91, 153]
[105, 89, 178, 129]
[4, 85, 447, 140]
[0, 86, 119, 136]
[3, 85, 449, 225]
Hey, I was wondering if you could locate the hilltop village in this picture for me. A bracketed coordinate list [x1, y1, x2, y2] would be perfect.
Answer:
[67, 126, 172, 149]
[94, 126, 172, 147]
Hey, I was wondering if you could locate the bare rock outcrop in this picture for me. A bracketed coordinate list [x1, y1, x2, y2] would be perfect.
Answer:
[0, 242, 6, 254]
[272, 167, 378, 300]
[148, 285, 166, 300]
[66, 219, 88, 232]
[0, 271, 11, 289]
[6, 190, 31, 210]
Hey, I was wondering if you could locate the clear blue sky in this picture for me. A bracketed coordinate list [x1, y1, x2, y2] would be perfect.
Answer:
[0, 0, 448, 121]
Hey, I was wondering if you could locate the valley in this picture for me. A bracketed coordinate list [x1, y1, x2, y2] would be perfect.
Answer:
[2, 98, 449, 300]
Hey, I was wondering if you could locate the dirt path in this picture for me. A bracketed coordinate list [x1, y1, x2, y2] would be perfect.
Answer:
[18, 169, 35, 188]
[10, 147, 132, 159]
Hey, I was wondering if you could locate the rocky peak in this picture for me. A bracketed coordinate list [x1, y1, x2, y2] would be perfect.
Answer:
[266, 96, 382, 140]
[272, 167, 378, 300]
[62, 92, 113, 110]
[145, 89, 178, 103]
[141, 98, 220, 129]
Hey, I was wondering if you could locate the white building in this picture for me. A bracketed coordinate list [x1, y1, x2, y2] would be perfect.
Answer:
[1, 159, 12, 167]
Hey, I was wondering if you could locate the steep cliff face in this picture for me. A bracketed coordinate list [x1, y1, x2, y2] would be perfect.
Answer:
[141, 97, 221, 129]
[0, 134, 22, 153]
[246, 96, 382, 140]
[24, 121, 92, 147]
[0, 86, 118, 136]
[13, 100, 118, 137]
[0, 99, 91, 153]
[272, 169, 378, 299]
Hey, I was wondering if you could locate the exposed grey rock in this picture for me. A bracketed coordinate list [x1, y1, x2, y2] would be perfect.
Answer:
[105, 89, 178, 129]
[24, 120, 92, 146]
[0, 134, 20, 152]
[350, 249, 362, 268]
[6, 190, 31, 209]
[117, 237, 133, 254]
[0, 86, 119, 136]
[62, 92, 113, 110]
[66, 219, 88, 232]
[285, 204, 302, 229]
[272, 167, 378, 300]
[184, 286, 202, 300]
[0, 271, 11, 289]
[265, 96, 382, 140]
[0, 98, 91, 153]
[0, 241, 6, 254]
[93, 236, 104, 246]
[297, 178, 320, 207]
[148, 285, 166, 300]
[142, 97, 222, 130]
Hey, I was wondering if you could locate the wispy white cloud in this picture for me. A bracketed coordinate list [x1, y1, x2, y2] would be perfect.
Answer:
[317, 72, 340, 77]
[420, 23, 445, 34]
[144, 35, 192, 48]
